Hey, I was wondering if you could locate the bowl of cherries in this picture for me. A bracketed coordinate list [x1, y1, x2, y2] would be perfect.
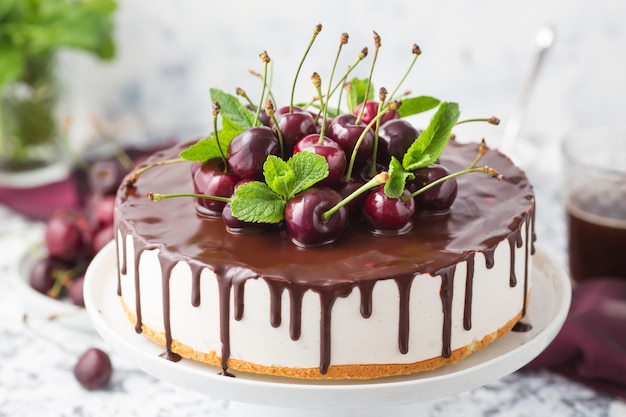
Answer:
[17, 156, 130, 330]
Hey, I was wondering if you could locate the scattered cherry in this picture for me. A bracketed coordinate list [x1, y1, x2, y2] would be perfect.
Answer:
[45, 208, 92, 264]
[73, 348, 113, 390]
[284, 187, 348, 246]
[362, 187, 415, 234]
[407, 164, 458, 212]
[228, 126, 280, 180]
[29, 257, 69, 295]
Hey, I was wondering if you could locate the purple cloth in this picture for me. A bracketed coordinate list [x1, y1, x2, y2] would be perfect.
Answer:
[526, 277, 626, 399]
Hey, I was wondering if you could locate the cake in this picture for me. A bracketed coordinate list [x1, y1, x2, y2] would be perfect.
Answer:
[113, 29, 535, 380]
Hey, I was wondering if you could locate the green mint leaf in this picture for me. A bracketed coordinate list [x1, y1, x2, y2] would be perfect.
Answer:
[179, 115, 243, 162]
[348, 77, 374, 113]
[402, 102, 460, 171]
[264, 156, 295, 198]
[384, 157, 415, 198]
[210, 88, 255, 129]
[288, 151, 329, 198]
[230, 181, 286, 224]
[397, 96, 441, 118]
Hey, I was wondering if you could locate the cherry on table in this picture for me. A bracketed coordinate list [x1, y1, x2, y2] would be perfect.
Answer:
[73, 348, 113, 390]
[284, 187, 348, 247]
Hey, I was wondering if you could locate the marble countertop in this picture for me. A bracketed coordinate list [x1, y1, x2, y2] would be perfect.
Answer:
[1, 170, 625, 417]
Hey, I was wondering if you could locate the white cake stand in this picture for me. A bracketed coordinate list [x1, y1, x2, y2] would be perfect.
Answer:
[84, 243, 571, 417]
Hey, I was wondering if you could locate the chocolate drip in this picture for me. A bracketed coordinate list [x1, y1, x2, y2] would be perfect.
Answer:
[288, 286, 305, 340]
[158, 251, 181, 361]
[115, 140, 536, 375]
[359, 281, 376, 319]
[189, 262, 204, 307]
[507, 230, 524, 287]
[463, 254, 475, 331]
[395, 276, 415, 354]
[437, 265, 457, 358]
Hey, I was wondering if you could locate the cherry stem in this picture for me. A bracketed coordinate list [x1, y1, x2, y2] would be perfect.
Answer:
[290, 23, 322, 113]
[254, 51, 271, 127]
[266, 99, 285, 158]
[404, 165, 502, 201]
[248, 70, 277, 107]
[345, 101, 401, 182]
[456, 116, 500, 126]
[90, 116, 134, 171]
[147, 192, 232, 204]
[368, 99, 385, 177]
[125, 158, 187, 188]
[386, 44, 421, 104]
[311, 73, 327, 142]
[330, 47, 368, 112]
[322, 172, 389, 221]
[356, 31, 381, 125]
[212, 101, 229, 172]
[317, 33, 348, 139]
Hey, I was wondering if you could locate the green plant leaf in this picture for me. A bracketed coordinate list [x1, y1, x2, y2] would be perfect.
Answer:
[287, 151, 329, 198]
[402, 102, 460, 171]
[347, 77, 373, 113]
[230, 181, 286, 224]
[264, 155, 295, 198]
[210, 88, 255, 130]
[384, 157, 414, 199]
[0, 44, 24, 91]
[397, 96, 440, 118]
[179, 115, 243, 162]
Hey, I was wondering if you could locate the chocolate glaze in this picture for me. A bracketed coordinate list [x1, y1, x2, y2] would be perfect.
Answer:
[115, 140, 535, 376]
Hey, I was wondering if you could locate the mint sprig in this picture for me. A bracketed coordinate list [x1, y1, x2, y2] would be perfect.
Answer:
[396, 96, 441, 117]
[230, 152, 329, 223]
[210, 88, 255, 129]
[402, 101, 460, 171]
[384, 157, 415, 199]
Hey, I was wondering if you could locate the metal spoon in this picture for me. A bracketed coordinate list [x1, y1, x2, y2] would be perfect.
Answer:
[501, 25, 555, 154]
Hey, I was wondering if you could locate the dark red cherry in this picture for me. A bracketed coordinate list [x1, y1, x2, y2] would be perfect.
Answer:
[88, 194, 116, 229]
[335, 177, 367, 216]
[327, 114, 375, 163]
[293, 134, 346, 186]
[70, 275, 85, 307]
[193, 158, 238, 215]
[246, 104, 271, 126]
[73, 348, 113, 390]
[29, 257, 71, 296]
[92, 224, 114, 253]
[228, 126, 280, 180]
[362, 187, 415, 234]
[44, 208, 92, 263]
[272, 107, 317, 155]
[407, 164, 458, 212]
[354, 100, 399, 126]
[378, 119, 420, 163]
[88, 158, 128, 196]
[284, 188, 348, 247]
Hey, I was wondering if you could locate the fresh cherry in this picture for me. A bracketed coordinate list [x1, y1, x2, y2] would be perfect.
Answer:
[354, 100, 399, 126]
[335, 177, 367, 216]
[362, 187, 415, 234]
[45, 208, 92, 263]
[88, 194, 116, 229]
[284, 187, 348, 247]
[69, 275, 85, 307]
[407, 164, 458, 212]
[327, 113, 375, 164]
[293, 134, 346, 186]
[92, 224, 114, 253]
[193, 158, 239, 215]
[88, 158, 128, 196]
[378, 118, 420, 163]
[73, 348, 113, 390]
[29, 257, 70, 295]
[228, 126, 280, 180]
[272, 106, 317, 155]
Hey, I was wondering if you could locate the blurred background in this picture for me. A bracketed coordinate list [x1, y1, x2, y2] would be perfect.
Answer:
[53, 0, 626, 165]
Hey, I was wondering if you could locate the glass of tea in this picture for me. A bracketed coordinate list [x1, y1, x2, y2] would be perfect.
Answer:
[563, 125, 626, 282]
